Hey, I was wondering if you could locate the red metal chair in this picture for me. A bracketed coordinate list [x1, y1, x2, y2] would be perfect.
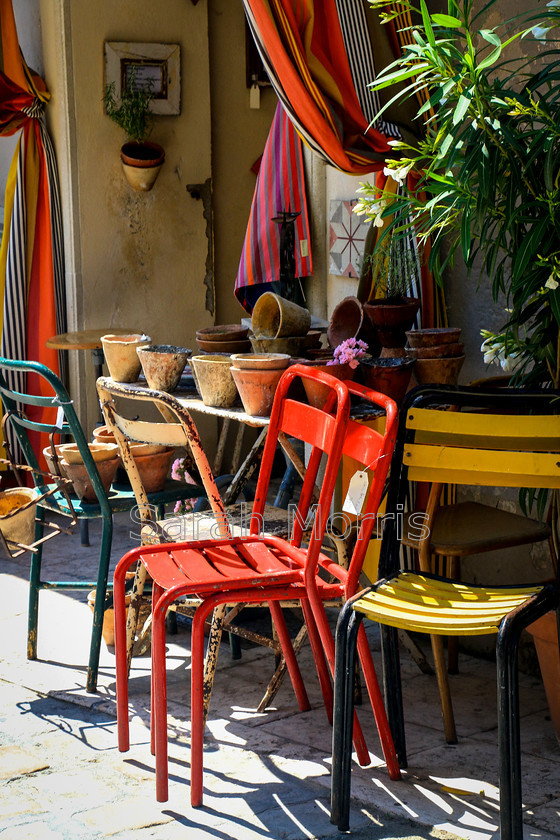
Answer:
[112, 365, 400, 806]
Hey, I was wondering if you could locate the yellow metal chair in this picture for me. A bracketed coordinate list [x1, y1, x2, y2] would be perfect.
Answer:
[331, 384, 560, 840]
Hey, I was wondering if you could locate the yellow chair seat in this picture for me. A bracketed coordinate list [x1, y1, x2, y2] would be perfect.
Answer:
[353, 572, 544, 635]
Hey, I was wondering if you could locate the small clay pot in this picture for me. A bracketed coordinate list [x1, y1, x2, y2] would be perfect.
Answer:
[405, 327, 461, 348]
[230, 353, 291, 371]
[249, 335, 305, 356]
[413, 354, 465, 386]
[301, 362, 355, 409]
[361, 357, 415, 404]
[407, 342, 464, 359]
[252, 292, 311, 339]
[196, 324, 249, 343]
[43, 445, 67, 476]
[101, 334, 151, 383]
[231, 367, 285, 417]
[59, 442, 119, 465]
[364, 298, 421, 349]
[190, 355, 238, 408]
[120, 142, 165, 192]
[92, 426, 115, 444]
[0, 487, 39, 548]
[197, 338, 252, 354]
[61, 457, 119, 502]
[328, 296, 364, 349]
[137, 344, 191, 392]
[132, 447, 175, 493]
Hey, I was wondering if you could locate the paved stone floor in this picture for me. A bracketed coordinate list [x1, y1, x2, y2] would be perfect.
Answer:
[0, 512, 559, 840]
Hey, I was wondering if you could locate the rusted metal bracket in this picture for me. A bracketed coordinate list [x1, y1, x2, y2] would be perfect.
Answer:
[187, 178, 214, 316]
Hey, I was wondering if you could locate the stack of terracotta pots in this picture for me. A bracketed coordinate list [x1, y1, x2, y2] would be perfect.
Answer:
[406, 327, 465, 385]
[250, 292, 312, 357]
[196, 324, 251, 355]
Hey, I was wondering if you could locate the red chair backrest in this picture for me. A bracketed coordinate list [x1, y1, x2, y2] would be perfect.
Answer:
[250, 365, 351, 565]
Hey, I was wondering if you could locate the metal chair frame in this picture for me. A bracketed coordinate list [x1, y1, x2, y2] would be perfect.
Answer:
[109, 365, 400, 807]
[0, 357, 206, 692]
[330, 384, 560, 840]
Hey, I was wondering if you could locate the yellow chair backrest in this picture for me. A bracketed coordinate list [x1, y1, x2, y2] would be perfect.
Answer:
[404, 407, 560, 489]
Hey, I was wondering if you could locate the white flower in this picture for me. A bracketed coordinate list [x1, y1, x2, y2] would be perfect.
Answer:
[547, 1, 560, 8]
[374, 214, 384, 227]
[500, 353, 520, 373]
[383, 162, 413, 186]
[545, 276, 559, 290]
[532, 25, 550, 40]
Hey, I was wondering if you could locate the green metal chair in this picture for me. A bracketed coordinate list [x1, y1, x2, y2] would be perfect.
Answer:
[0, 357, 206, 692]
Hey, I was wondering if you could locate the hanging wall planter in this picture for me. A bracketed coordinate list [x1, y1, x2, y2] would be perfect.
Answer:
[120, 142, 165, 192]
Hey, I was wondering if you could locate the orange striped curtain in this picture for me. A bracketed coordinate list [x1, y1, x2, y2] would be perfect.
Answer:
[0, 0, 66, 460]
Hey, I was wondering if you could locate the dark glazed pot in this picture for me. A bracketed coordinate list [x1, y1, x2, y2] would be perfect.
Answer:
[364, 297, 421, 349]
[361, 356, 415, 404]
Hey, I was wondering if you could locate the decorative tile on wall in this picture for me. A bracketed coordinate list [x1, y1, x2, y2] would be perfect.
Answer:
[329, 199, 369, 278]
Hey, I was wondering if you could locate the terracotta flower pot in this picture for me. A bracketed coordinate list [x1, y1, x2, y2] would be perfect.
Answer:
[87, 590, 151, 648]
[413, 354, 465, 386]
[190, 355, 238, 408]
[249, 335, 305, 356]
[137, 344, 191, 392]
[231, 367, 285, 417]
[101, 334, 151, 383]
[361, 357, 415, 404]
[131, 447, 175, 493]
[407, 342, 464, 359]
[252, 292, 311, 339]
[327, 295, 379, 353]
[59, 442, 119, 464]
[527, 611, 560, 742]
[301, 362, 355, 409]
[405, 327, 462, 348]
[364, 297, 421, 349]
[120, 142, 165, 192]
[230, 353, 291, 371]
[60, 457, 119, 502]
[0, 487, 39, 548]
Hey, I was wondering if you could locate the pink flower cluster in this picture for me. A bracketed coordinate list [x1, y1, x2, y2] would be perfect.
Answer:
[172, 457, 198, 514]
[327, 338, 368, 370]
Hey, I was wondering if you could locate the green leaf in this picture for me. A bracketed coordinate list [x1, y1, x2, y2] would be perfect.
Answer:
[420, 0, 436, 47]
[479, 29, 501, 48]
[453, 93, 471, 124]
[478, 44, 502, 70]
[432, 13, 462, 28]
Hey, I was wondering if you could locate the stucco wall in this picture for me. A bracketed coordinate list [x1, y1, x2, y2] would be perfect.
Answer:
[208, 1, 277, 326]
[39, 0, 215, 435]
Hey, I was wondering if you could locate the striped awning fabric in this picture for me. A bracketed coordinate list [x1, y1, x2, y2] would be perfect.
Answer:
[0, 0, 66, 460]
[243, 0, 401, 174]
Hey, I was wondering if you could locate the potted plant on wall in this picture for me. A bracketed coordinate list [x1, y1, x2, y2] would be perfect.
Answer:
[104, 69, 165, 191]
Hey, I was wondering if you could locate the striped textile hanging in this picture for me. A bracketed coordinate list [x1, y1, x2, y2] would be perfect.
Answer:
[235, 102, 312, 312]
[242, 0, 401, 174]
[0, 0, 67, 463]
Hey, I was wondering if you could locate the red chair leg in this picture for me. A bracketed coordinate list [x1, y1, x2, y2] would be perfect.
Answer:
[190, 601, 213, 807]
[150, 582, 164, 757]
[300, 598, 334, 718]
[356, 624, 401, 780]
[114, 555, 138, 753]
[268, 601, 310, 711]
[305, 594, 371, 767]
[152, 587, 173, 803]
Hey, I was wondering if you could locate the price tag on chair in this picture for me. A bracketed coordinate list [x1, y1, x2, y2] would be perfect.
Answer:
[342, 470, 369, 516]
